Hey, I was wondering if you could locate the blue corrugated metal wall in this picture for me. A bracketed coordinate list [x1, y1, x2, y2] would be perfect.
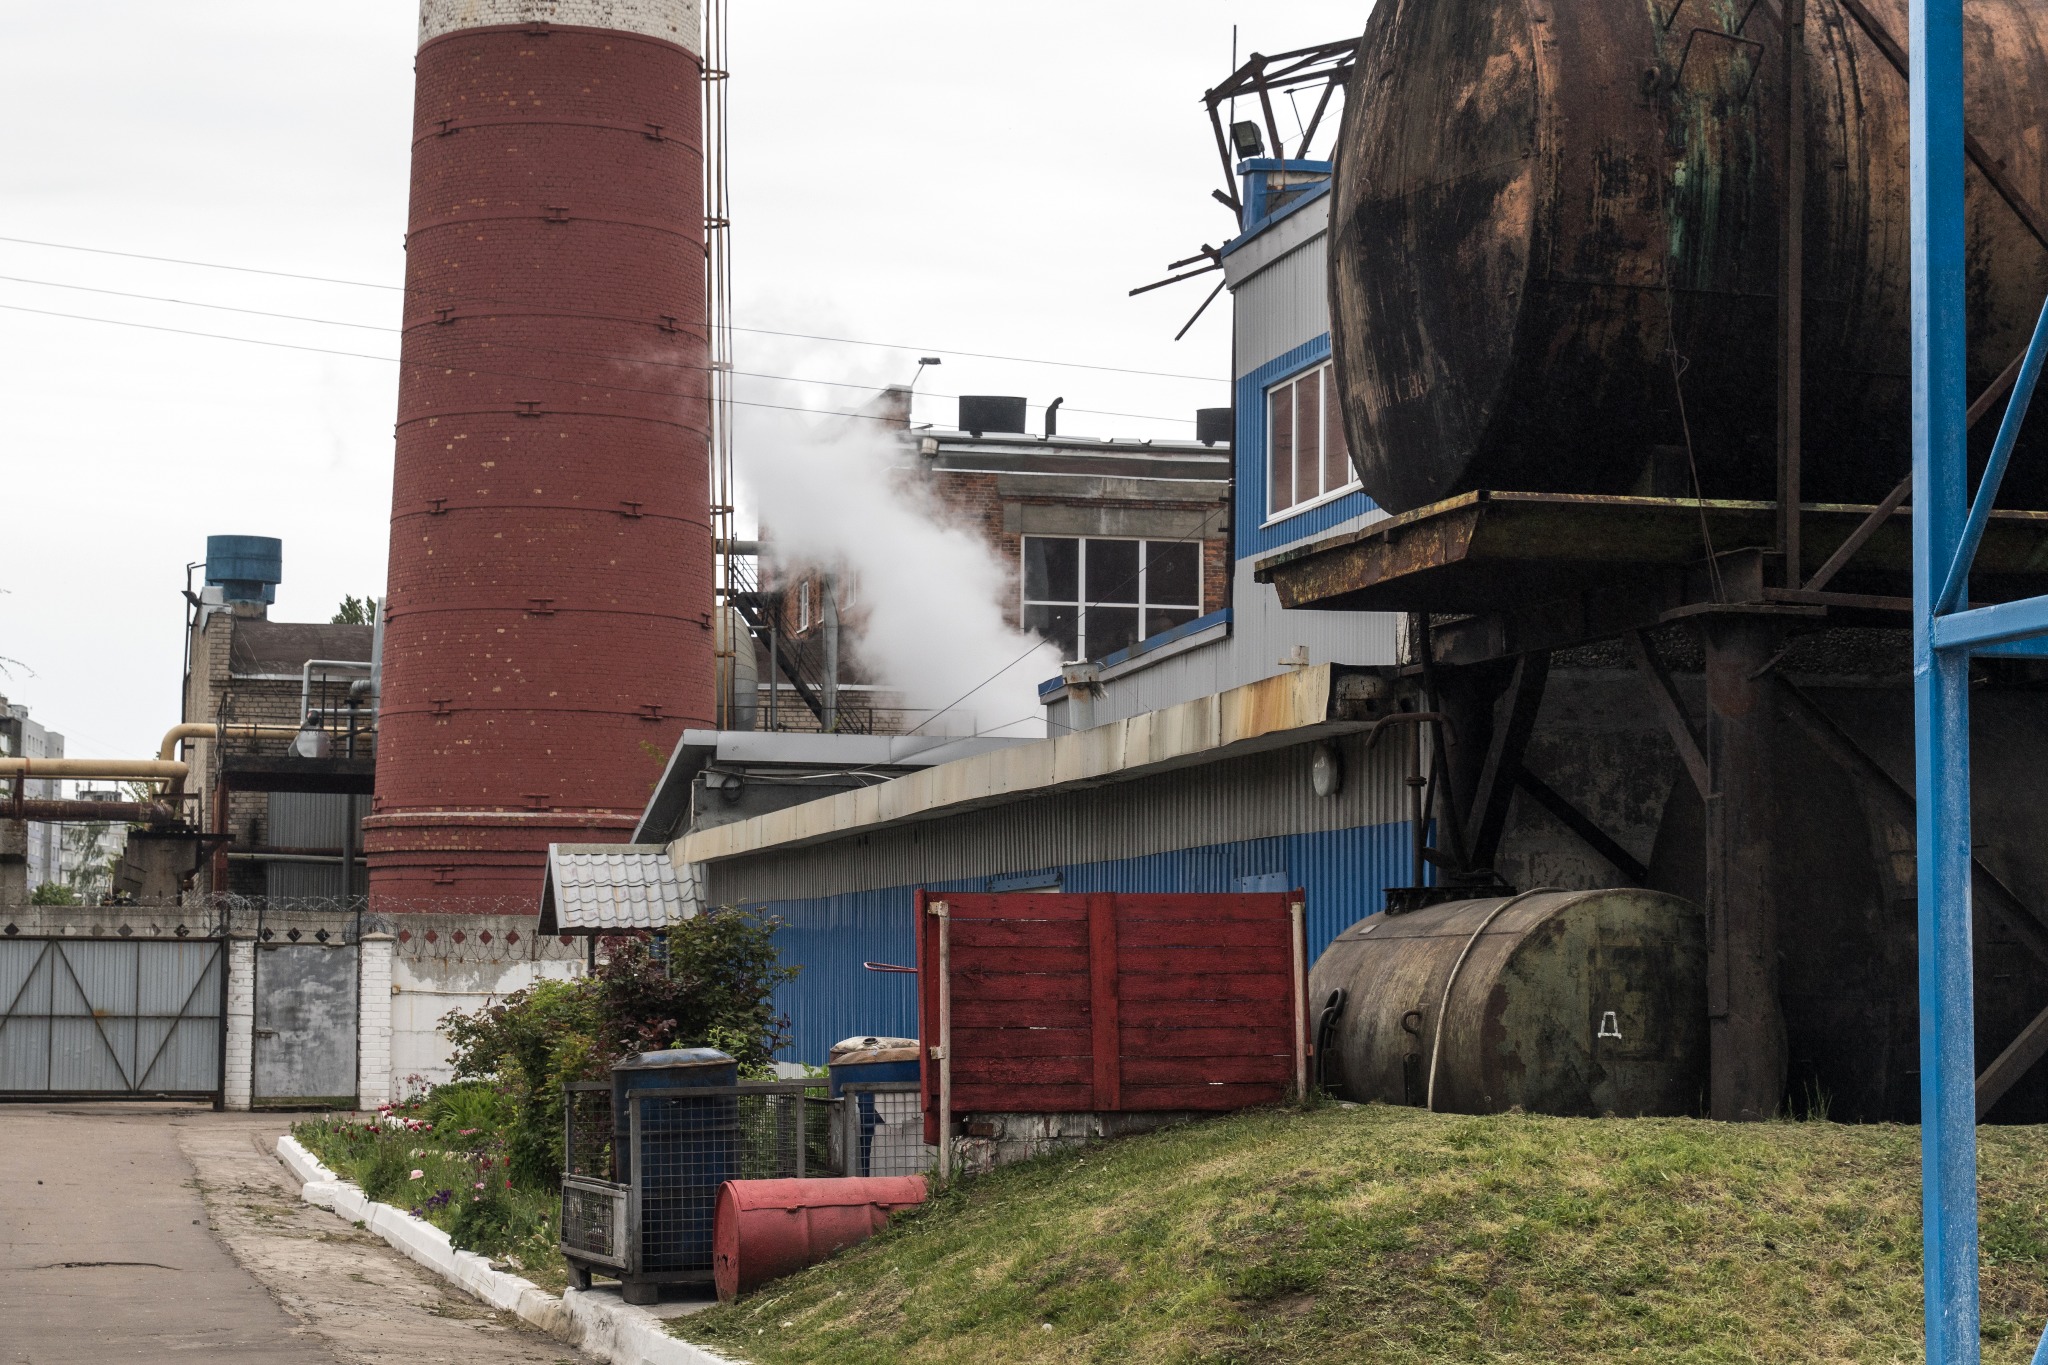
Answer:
[753, 819, 1409, 1064]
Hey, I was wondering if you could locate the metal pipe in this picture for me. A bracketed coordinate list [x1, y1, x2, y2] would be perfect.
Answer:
[1290, 898, 1309, 1103]
[0, 758, 187, 783]
[932, 897, 952, 1185]
[300, 660, 372, 725]
[1425, 889, 1555, 1111]
[9, 799, 162, 823]
[157, 722, 306, 762]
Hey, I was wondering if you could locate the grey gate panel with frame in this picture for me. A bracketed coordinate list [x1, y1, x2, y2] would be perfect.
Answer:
[0, 937, 225, 1098]
[252, 942, 357, 1106]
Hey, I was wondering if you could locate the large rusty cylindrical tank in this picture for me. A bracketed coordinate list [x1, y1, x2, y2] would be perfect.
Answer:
[1310, 889, 1707, 1116]
[1329, 0, 2048, 514]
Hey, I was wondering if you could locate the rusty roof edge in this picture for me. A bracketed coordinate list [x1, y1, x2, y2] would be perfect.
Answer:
[672, 666, 1348, 868]
[1250, 490, 2048, 584]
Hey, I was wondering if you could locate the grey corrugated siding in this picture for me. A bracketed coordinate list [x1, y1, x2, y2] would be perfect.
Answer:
[1234, 233, 1330, 380]
[267, 792, 355, 848]
[0, 938, 222, 1093]
[704, 725, 1417, 905]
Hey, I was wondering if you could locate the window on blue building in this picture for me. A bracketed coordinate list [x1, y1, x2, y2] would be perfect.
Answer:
[1021, 536, 1202, 662]
[1267, 360, 1353, 517]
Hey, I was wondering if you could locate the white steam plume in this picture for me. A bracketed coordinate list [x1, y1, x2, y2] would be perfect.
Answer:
[739, 410, 1061, 738]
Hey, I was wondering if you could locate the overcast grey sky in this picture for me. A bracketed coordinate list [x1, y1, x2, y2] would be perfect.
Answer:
[0, 1, 1365, 760]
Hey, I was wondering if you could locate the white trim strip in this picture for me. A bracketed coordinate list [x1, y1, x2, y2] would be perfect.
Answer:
[277, 1135, 739, 1365]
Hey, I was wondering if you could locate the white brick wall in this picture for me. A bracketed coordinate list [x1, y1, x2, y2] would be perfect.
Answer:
[418, 0, 700, 50]
[357, 935, 396, 1110]
[390, 955, 584, 1093]
[223, 939, 255, 1111]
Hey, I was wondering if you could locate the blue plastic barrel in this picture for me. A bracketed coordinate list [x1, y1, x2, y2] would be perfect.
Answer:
[611, 1048, 737, 1274]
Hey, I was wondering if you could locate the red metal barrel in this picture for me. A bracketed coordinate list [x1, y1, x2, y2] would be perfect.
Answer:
[712, 1177, 927, 1301]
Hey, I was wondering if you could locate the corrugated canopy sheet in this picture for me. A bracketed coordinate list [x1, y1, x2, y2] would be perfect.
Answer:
[539, 844, 695, 934]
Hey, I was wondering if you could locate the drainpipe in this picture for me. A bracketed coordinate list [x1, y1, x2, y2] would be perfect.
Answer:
[822, 575, 840, 733]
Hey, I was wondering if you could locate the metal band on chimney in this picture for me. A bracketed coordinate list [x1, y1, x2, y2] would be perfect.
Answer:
[418, 0, 701, 51]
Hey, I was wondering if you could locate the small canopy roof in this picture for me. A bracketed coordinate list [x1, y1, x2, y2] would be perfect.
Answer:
[538, 844, 696, 935]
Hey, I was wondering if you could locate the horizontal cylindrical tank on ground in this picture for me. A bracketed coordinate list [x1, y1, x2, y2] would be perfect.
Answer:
[712, 1176, 928, 1300]
[1330, 0, 2048, 513]
[1309, 889, 1707, 1116]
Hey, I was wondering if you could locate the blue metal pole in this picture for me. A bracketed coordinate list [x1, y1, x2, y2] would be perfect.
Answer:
[1911, 0, 1979, 1355]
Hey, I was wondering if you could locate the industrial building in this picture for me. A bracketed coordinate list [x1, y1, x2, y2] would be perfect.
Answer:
[180, 537, 375, 901]
[615, 53, 1420, 1066]
[726, 388, 1234, 736]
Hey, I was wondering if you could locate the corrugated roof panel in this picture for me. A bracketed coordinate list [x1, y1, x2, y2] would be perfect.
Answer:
[539, 844, 695, 933]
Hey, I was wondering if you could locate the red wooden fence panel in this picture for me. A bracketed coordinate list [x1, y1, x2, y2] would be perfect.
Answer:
[918, 890, 1306, 1141]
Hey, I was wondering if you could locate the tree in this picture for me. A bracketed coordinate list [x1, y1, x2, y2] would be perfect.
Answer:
[332, 595, 379, 625]
[30, 882, 79, 905]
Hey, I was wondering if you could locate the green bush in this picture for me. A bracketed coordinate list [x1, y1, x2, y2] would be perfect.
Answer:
[440, 909, 797, 1187]
[425, 1080, 517, 1143]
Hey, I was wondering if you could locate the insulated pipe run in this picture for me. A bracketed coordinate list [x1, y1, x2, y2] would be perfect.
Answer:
[0, 758, 188, 783]
[300, 660, 372, 725]
[157, 722, 307, 762]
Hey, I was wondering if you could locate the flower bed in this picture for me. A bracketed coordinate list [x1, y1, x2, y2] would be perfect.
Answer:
[293, 1089, 572, 1294]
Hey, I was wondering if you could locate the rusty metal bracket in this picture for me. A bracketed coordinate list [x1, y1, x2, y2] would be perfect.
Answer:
[1628, 630, 1710, 797]
[1469, 652, 1551, 870]
[1513, 770, 1650, 884]
[1676, 28, 1766, 101]
[1977, 1003, 2048, 1119]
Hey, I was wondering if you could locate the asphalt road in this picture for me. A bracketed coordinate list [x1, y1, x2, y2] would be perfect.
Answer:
[0, 1103, 587, 1364]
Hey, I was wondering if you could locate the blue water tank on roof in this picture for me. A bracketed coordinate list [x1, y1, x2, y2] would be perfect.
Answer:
[205, 535, 283, 605]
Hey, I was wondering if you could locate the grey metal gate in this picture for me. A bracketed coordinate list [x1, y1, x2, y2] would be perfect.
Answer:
[253, 941, 357, 1107]
[0, 937, 225, 1099]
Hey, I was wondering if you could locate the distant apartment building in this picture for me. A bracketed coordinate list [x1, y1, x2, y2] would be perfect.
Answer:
[0, 698, 66, 892]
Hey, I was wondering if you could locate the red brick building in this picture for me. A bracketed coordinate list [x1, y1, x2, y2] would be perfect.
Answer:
[748, 393, 1231, 734]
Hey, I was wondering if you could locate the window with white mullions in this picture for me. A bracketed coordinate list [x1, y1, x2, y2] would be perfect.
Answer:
[1267, 360, 1355, 518]
[1020, 536, 1203, 663]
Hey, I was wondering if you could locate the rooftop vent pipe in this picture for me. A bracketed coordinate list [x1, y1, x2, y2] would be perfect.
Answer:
[1044, 397, 1063, 437]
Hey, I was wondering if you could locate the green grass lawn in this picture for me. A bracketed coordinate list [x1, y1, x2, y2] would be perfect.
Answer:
[673, 1104, 2048, 1364]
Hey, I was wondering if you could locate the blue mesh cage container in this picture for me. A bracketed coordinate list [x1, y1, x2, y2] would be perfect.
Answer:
[611, 1048, 737, 1274]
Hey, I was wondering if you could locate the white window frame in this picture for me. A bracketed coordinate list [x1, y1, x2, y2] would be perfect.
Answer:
[1018, 535, 1203, 664]
[797, 579, 812, 632]
[1263, 359, 1359, 525]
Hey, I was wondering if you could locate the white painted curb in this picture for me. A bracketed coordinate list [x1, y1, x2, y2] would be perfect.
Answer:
[276, 1135, 743, 1365]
